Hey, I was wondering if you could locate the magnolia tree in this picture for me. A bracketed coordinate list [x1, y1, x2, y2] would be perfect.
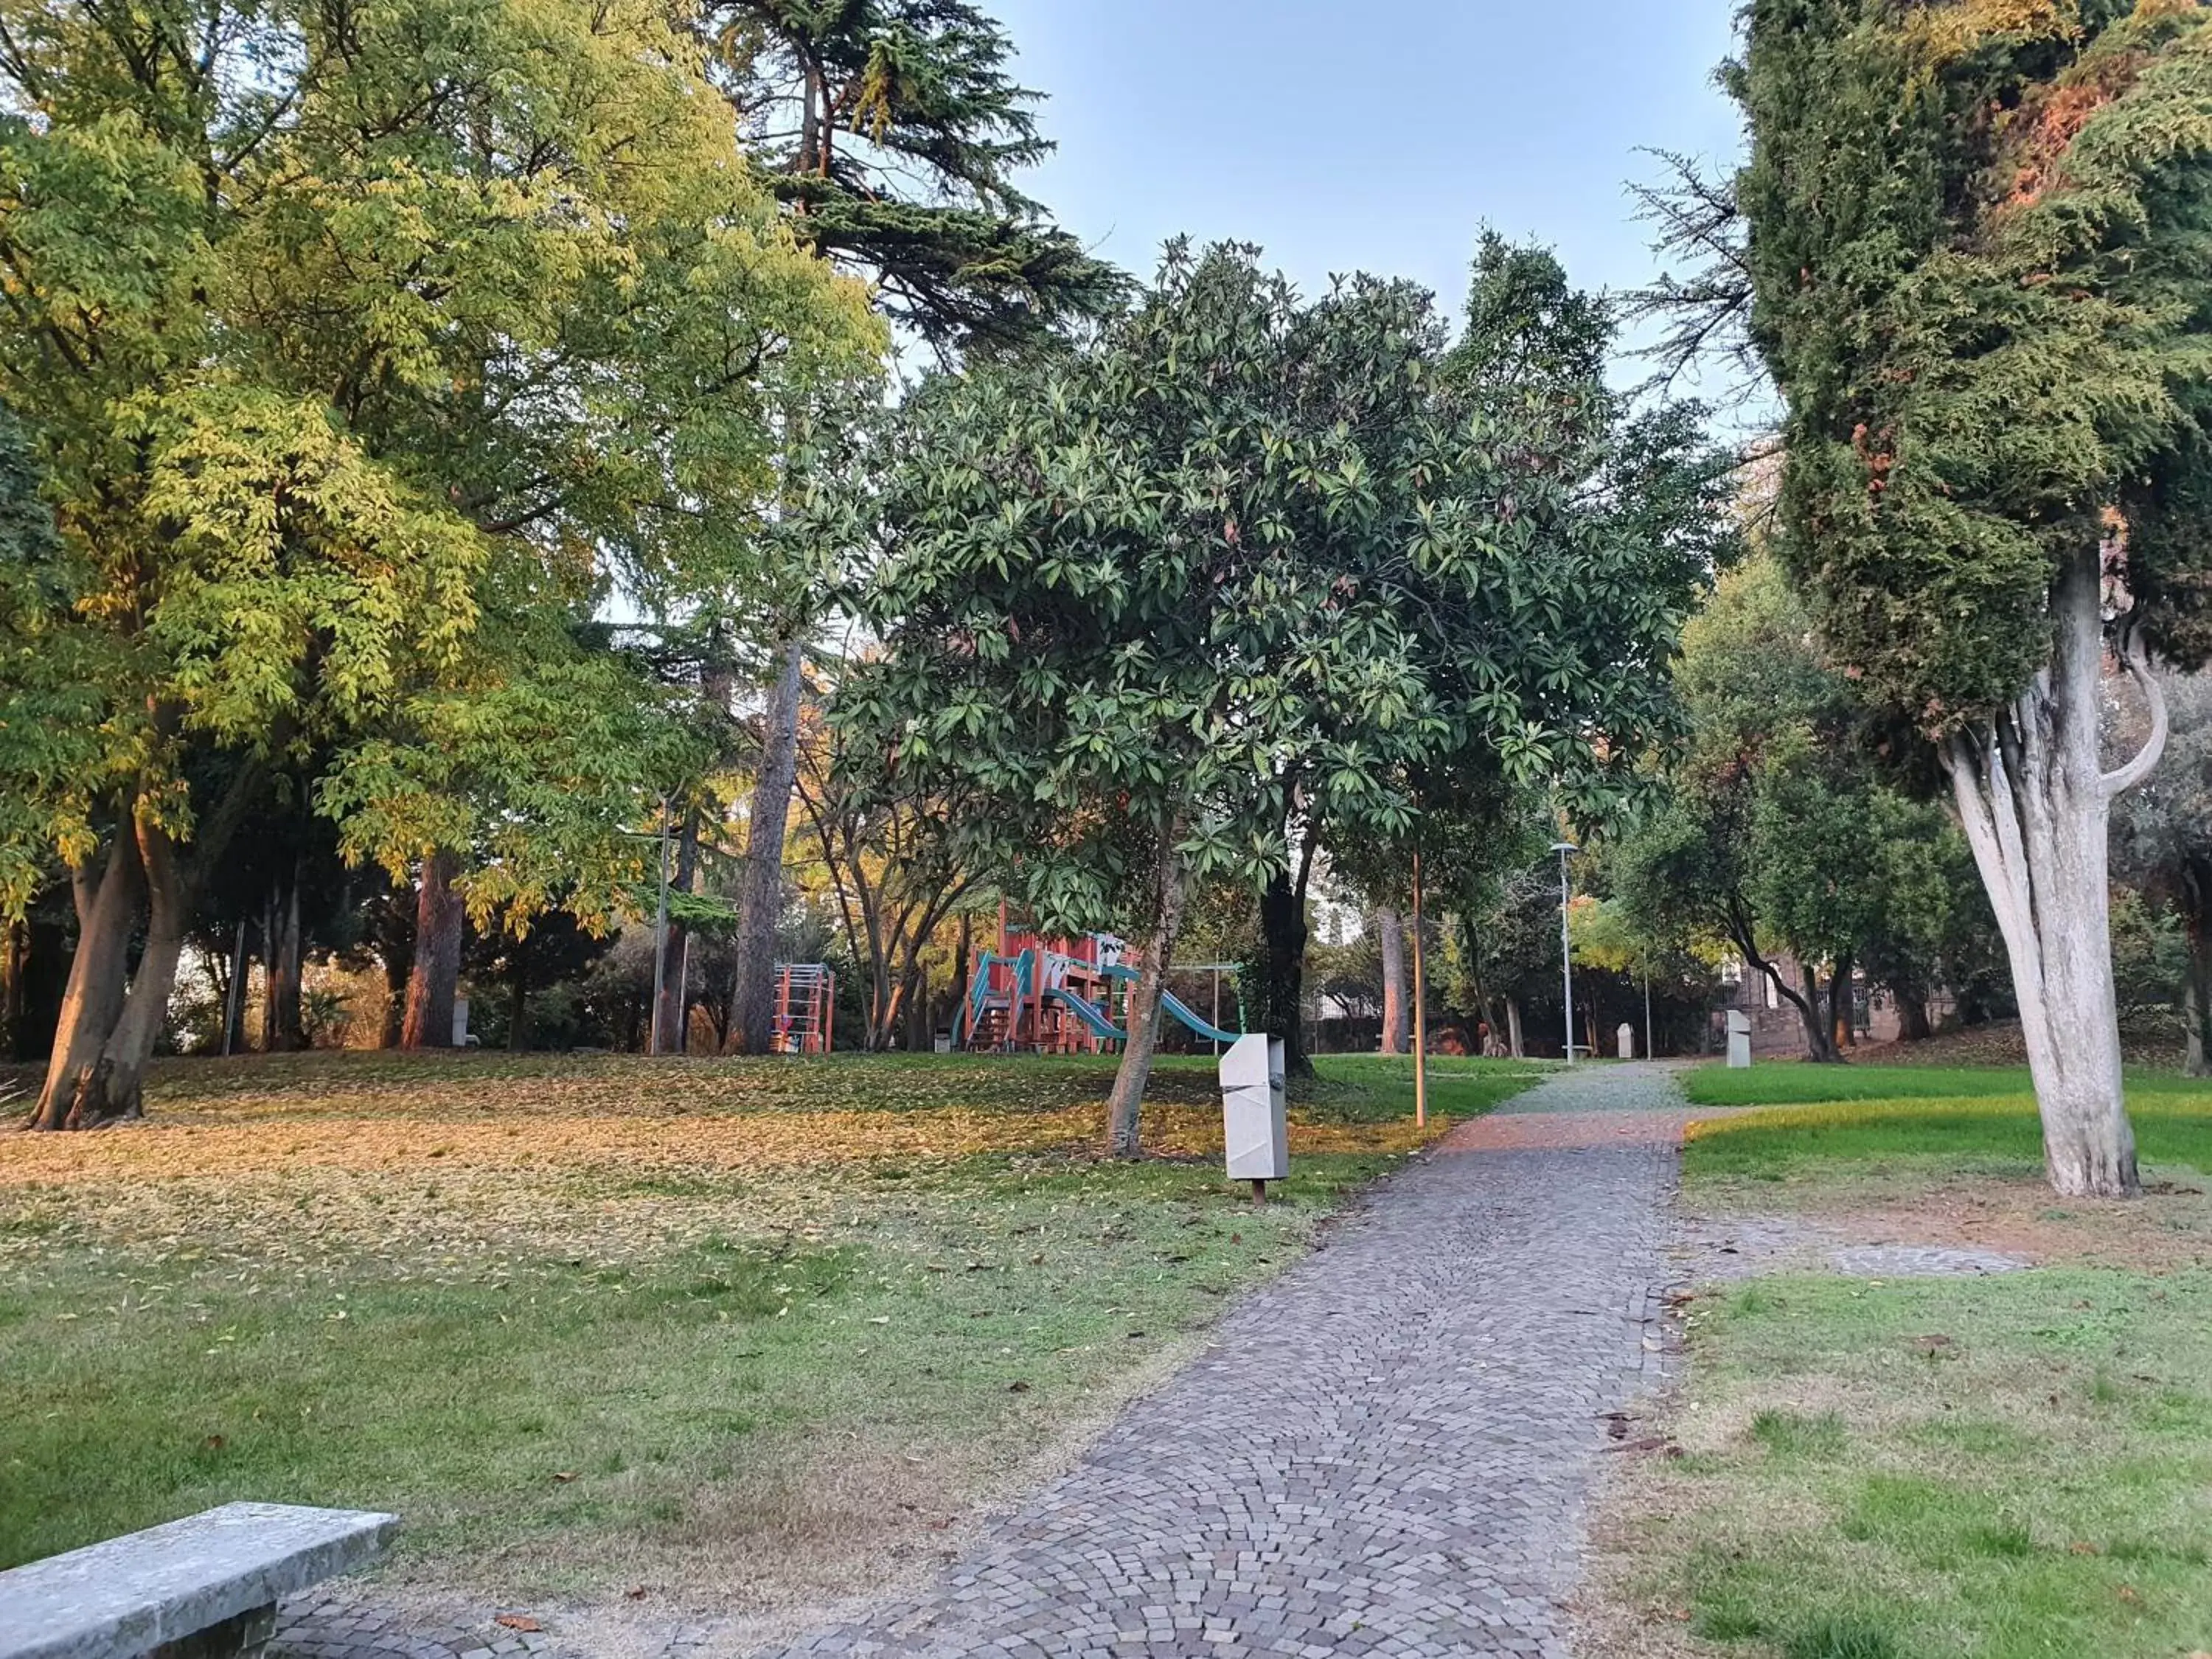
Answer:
[1735, 1, 2212, 1194]
[1247, 241, 1733, 1076]
[832, 240, 1723, 1153]
[0, 0, 877, 1126]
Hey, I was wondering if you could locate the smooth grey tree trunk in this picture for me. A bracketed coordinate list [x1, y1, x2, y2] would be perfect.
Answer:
[1376, 907, 1408, 1054]
[88, 819, 192, 1121]
[1505, 996, 1523, 1059]
[729, 634, 806, 1054]
[654, 810, 699, 1055]
[1105, 835, 1189, 1159]
[1942, 549, 2168, 1197]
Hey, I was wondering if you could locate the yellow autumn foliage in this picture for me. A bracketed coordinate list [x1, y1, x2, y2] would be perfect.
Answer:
[1907, 0, 2081, 63]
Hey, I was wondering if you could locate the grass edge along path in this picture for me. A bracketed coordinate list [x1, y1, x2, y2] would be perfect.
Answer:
[0, 1051, 1541, 1607]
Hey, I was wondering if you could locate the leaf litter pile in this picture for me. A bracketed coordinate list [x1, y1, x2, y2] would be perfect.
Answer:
[1, 1051, 1467, 1596]
[0, 1051, 1444, 1295]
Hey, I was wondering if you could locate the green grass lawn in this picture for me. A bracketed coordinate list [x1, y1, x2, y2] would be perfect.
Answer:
[0, 1049, 1538, 1601]
[1681, 1061, 2212, 1184]
[1601, 1060, 2212, 1659]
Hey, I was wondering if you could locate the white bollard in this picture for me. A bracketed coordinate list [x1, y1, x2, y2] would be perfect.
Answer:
[1726, 1009, 1753, 1068]
[1220, 1034, 1288, 1200]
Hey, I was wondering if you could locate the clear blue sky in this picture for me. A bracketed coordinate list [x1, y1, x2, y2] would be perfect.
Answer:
[992, 1, 1745, 343]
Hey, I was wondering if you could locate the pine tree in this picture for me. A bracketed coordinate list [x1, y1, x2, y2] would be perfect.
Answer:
[708, 0, 1127, 357]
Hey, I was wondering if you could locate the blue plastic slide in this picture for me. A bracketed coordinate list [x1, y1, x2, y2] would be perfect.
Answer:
[1160, 990, 1242, 1046]
[1046, 987, 1127, 1041]
[1053, 980, 1240, 1046]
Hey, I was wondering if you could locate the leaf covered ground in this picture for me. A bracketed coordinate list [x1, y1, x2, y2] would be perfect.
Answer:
[0, 1049, 1539, 1611]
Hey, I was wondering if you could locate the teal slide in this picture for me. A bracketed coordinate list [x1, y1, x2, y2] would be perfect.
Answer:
[1047, 984, 1241, 1046]
[1046, 988, 1126, 1041]
[1161, 990, 1241, 1046]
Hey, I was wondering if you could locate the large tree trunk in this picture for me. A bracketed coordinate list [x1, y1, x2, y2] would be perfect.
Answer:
[401, 851, 465, 1050]
[905, 964, 929, 1052]
[1, 917, 22, 1064]
[1255, 867, 1313, 1077]
[262, 865, 304, 1053]
[80, 818, 193, 1123]
[1941, 550, 2167, 1198]
[1792, 961, 1841, 1063]
[1376, 907, 1408, 1054]
[1896, 990, 1934, 1044]
[655, 810, 699, 1055]
[29, 828, 144, 1130]
[1104, 837, 1189, 1159]
[507, 969, 532, 1053]
[728, 635, 805, 1054]
[1505, 995, 1524, 1060]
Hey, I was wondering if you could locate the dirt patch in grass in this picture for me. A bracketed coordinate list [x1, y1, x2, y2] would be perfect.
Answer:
[1686, 1167, 2212, 1276]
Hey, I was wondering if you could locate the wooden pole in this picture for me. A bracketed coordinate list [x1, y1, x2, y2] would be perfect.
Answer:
[1411, 849, 1428, 1130]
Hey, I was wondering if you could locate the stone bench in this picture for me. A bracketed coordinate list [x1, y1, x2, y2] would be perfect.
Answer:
[0, 1503, 397, 1659]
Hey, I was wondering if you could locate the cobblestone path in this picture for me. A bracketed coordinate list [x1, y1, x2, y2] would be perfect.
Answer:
[273, 1063, 1695, 1659]
[767, 1062, 1691, 1659]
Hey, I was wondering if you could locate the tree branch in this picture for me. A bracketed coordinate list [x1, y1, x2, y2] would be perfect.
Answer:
[2103, 633, 2170, 799]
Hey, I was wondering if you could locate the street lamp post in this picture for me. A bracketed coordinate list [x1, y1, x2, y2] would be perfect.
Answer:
[1411, 846, 1428, 1129]
[1552, 841, 1577, 1064]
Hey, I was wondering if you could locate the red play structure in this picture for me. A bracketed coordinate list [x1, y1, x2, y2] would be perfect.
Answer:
[773, 962, 835, 1054]
[955, 905, 1240, 1054]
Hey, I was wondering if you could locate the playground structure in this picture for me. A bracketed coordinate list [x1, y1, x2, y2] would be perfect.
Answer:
[955, 908, 1241, 1054]
[773, 963, 836, 1055]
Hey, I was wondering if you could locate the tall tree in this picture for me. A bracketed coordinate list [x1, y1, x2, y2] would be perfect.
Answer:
[1734, 0, 2212, 1193]
[835, 246, 1431, 1150]
[1301, 240, 1736, 1074]
[0, 0, 877, 1123]
[835, 240, 1720, 1151]
[1618, 553, 1912, 1060]
[700, 1, 1120, 1052]
[706, 0, 1125, 358]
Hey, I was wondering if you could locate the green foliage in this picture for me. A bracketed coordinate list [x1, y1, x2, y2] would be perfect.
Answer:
[833, 237, 1728, 939]
[1618, 549, 2000, 1021]
[0, 0, 882, 920]
[1736, 0, 2212, 720]
[713, 0, 1128, 355]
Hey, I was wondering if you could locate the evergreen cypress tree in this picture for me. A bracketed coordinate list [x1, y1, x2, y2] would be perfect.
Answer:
[1736, 0, 2212, 1194]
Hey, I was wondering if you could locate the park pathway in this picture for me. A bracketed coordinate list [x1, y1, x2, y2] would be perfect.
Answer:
[764, 1062, 1691, 1659]
[273, 1063, 1697, 1659]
